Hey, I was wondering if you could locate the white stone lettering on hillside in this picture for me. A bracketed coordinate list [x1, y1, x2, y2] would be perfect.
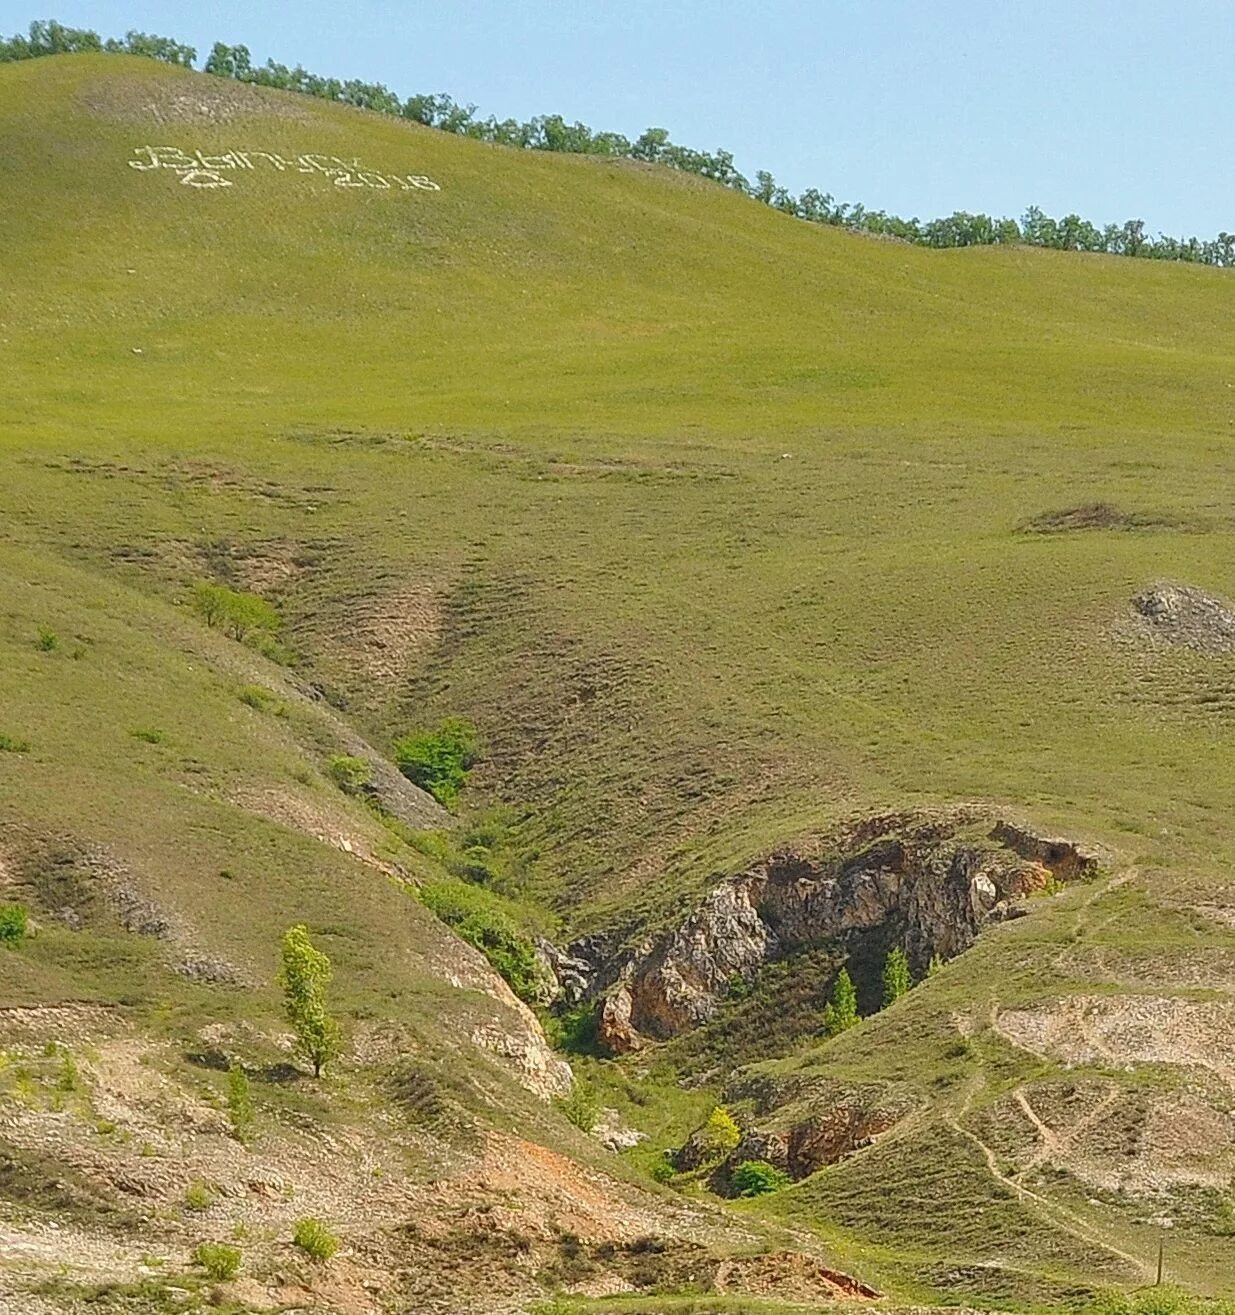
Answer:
[127, 145, 441, 193]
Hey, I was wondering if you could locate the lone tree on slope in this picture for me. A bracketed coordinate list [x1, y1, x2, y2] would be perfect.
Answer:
[278, 924, 341, 1078]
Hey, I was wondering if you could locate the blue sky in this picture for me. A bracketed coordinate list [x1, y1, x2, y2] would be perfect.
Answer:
[6, 0, 1231, 236]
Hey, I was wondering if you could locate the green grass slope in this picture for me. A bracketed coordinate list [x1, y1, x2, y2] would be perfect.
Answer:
[3, 51, 1235, 1307]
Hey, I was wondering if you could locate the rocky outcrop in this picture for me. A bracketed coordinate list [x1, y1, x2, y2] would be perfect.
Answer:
[331, 724, 448, 829]
[627, 879, 772, 1038]
[597, 985, 644, 1055]
[784, 1097, 908, 1177]
[594, 1106, 647, 1152]
[290, 679, 448, 828]
[730, 1128, 790, 1172]
[622, 810, 1100, 1045]
[676, 1076, 915, 1190]
[435, 928, 574, 1100]
[988, 820, 1104, 883]
[469, 1017, 573, 1101]
[1132, 582, 1235, 654]
[534, 937, 594, 1006]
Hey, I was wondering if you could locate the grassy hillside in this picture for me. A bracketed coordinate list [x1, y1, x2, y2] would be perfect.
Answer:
[3, 51, 1235, 1311]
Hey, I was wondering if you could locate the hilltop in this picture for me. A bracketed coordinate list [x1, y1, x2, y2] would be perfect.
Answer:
[2, 50, 1235, 1315]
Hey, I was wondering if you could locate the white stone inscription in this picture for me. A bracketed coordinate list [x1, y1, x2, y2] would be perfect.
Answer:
[128, 145, 441, 192]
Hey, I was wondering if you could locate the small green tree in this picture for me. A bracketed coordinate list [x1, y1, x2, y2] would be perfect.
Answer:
[882, 948, 913, 1008]
[278, 925, 340, 1078]
[557, 1076, 600, 1132]
[701, 1105, 742, 1156]
[227, 1063, 254, 1141]
[823, 967, 858, 1036]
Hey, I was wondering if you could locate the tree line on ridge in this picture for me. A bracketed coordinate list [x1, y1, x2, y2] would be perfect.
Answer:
[4, 18, 1233, 266]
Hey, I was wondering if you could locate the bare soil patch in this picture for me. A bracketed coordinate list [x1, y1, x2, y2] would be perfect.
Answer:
[1022, 502, 1200, 534]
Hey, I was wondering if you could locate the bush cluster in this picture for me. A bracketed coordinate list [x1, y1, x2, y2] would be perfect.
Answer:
[226, 1063, 253, 1141]
[700, 1105, 742, 1157]
[729, 1159, 790, 1197]
[326, 754, 372, 794]
[190, 581, 283, 654]
[419, 879, 544, 1003]
[556, 1077, 600, 1133]
[392, 718, 480, 808]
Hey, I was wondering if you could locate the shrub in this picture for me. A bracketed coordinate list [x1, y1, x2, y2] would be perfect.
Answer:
[545, 1003, 599, 1055]
[129, 727, 165, 744]
[700, 1105, 741, 1157]
[0, 733, 30, 753]
[192, 1242, 241, 1280]
[278, 925, 340, 1078]
[227, 1063, 253, 1141]
[56, 1047, 80, 1092]
[556, 1077, 600, 1132]
[419, 879, 545, 1003]
[183, 1180, 213, 1211]
[0, 903, 29, 946]
[729, 1159, 790, 1197]
[190, 581, 281, 643]
[326, 754, 372, 794]
[292, 1216, 339, 1261]
[238, 685, 284, 714]
[404, 828, 450, 861]
[649, 1157, 676, 1184]
[392, 717, 480, 807]
[881, 947, 913, 1008]
[35, 626, 59, 652]
[822, 967, 859, 1036]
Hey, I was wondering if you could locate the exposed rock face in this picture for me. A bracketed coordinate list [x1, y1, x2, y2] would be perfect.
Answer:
[435, 928, 574, 1101]
[469, 1017, 574, 1101]
[785, 1099, 906, 1177]
[678, 1075, 916, 1189]
[597, 985, 644, 1055]
[731, 1128, 790, 1172]
[627, 879, 771, 1038]
[988, 820, 1103, 883]
[1132, 582, 1235, 654]
[534, 937, 594, 1005]
[624, 810, 1099, 1044]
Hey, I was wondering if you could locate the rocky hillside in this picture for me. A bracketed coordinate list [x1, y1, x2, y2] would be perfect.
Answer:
[3, 49, 1235, 1314]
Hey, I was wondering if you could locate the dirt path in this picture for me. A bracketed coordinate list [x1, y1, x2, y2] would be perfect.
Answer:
[946, 895, 1156, 1284]
[1013, 1084, 1121, 1177]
